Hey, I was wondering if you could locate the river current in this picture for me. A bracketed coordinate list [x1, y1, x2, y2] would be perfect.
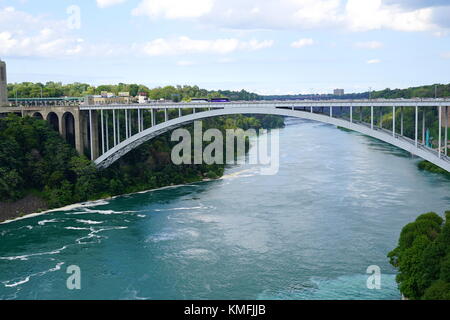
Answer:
[1, 118, 449, 300]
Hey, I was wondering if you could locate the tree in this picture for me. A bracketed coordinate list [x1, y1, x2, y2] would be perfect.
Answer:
[389, 211, 450, 300]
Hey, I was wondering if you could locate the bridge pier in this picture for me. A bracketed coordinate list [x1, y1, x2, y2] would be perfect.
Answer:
[393, 106, 396, 137]
[74, 111, 84, 156]
[88, 110, 100, 161]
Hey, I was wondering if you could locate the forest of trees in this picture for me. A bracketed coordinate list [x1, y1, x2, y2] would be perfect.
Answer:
[388, 211, 450, 300]
[6, 82, 261, 102]
[7, 82, 450, 101]
[264, 83, 450, 100]
[0, 113, 284, 218]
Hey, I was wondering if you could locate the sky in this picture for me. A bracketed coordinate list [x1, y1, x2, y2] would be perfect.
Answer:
[0, 0, 450, 95]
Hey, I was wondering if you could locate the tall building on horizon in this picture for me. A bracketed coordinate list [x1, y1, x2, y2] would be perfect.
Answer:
[333, 89, 345, 96]
[0, 59, 7, 106]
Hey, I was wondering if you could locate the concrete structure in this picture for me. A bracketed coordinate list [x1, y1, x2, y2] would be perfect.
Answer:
[84, 95, 131, 105]
[79, 99, 450, 171]
[9, 97, 83, 106]
[334, 89, 345, 96]
[0, 59, 7, 106]
[0, 106, 88, 157]
[2, 99, 450, 172]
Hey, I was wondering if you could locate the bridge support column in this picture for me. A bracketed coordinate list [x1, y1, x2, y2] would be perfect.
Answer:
[165, 109, 168, 122]
[392, 106, 396, 137]
[117, 111, 121, 144]
[88, 110, 100, 161]
[138, 109, 141, 132]
[74, 110, 84, 156]
[105, 111, 109, 151]
[401, 107, 404, 136]
[415, 106, 418, 147]
[350, 106, 353, 123]
[113, 110, 117, 146]
[101, 110, 105, 155]
[129, 110, 132, 137]
[371, 106, 374, 129]
[58, 113, 66, 138]
[439, 106, 442, 158]
[125, 110, 129, 139]
[422, 110, 426, 145]
[446, 106, 448, 156]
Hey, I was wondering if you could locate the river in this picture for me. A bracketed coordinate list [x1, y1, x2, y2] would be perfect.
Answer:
[1, 118, 449, 300]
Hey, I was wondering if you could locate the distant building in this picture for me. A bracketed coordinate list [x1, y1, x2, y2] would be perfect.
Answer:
[137, 92, 148, 104]
[84, 94, 132, 105]
[334, 89, 345, 96]
[0, 59, 7, 106]
[100, 91, 115, 98]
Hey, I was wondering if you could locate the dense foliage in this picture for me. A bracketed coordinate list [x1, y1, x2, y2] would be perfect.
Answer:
[418, 161, 450, 178]
[371, 84, 450, 99]
[7, 82, 450, 102]
[7, 82, 261, 102]
[388, 211, 450, 300]
[0, 114, 284, 210]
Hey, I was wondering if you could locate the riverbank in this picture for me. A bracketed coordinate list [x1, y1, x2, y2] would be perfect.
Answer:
[0, 194, 48, 223]
[0, 168, 255, 225]
[0, 175, 226, 225]
[418, 160, 450, 178]
[0, 114, 283, 224]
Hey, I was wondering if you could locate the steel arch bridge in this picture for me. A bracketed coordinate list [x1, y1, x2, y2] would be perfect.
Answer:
[79, 99, 450, 171]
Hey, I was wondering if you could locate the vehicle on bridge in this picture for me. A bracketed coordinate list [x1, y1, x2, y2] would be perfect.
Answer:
[190, 98, 230, 103]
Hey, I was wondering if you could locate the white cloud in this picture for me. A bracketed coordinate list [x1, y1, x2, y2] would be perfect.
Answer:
[441, 52, 450, 59]
[355, 41, 384, 49]
[96, 0, 127, 8]
[130, 0, 446, 33]
[132, 0, 213, 19]
[0, 7, 84, 57]
[291, 38, 315, 48]
[345, 0, 435, 32]
[367, 59, 381, 64]
[0, 7, 273, 59]
[140, 36, 273, 56]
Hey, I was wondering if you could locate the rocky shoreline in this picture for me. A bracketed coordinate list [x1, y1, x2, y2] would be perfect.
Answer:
[0, 195, 48, 223]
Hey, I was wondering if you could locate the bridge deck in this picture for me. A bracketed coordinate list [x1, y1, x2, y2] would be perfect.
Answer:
[79, 99, 450, 110]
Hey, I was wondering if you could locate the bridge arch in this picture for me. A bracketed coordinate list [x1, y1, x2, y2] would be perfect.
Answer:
[32, 112, 43, 120]
[46, 112, 59, 132]
[94, 107, 450, 172]
[62, 112, 76, 147]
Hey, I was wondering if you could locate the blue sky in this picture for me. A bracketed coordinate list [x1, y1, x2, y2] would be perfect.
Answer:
[0, 0, 450, 94]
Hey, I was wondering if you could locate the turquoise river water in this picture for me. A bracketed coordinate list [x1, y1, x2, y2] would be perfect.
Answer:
[1, 118, 449, 300]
